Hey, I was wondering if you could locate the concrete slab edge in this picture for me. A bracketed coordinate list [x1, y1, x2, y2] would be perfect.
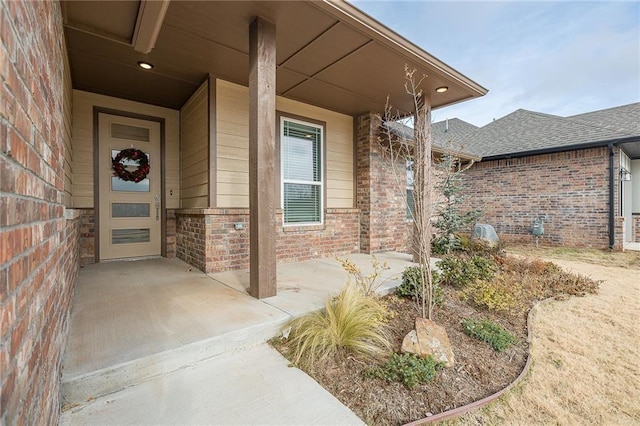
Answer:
[61, 317, 289, 408]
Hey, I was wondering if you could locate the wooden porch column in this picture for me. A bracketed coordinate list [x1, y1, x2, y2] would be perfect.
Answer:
[249, 17, 277, 299]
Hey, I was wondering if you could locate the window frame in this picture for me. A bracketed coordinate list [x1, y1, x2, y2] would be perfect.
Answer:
[279, 114, 326, 227]
[406, 158, 415, 220]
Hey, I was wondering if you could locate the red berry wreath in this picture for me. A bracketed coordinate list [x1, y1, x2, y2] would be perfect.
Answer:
[112, 148, 150, 183]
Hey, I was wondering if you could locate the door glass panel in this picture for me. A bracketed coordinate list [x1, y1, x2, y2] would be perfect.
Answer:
[111, 123, 150, 142]
[111, 177, 150, 192]
[112, 203, 150, 218]
[112, 228, 150, 244]
[111, 149, 151, 192]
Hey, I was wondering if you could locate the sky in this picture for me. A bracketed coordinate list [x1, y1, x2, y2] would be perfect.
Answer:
[351, 0, 640, 127]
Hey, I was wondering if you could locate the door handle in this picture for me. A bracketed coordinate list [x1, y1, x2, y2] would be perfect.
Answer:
[155, 195, 160, 220]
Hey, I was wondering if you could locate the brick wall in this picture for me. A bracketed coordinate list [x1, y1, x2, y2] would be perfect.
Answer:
[356, 113, 412, 254]
[276, 209, 360, 264]
[176, 213, 208, 271]
[459, 147, 618, 249]
[0, 1, 78, 423]
[633, 216, 640, 243]
[166, 210, 177, 257]
[79, 209, 95, 267]
[77, 210, 176, 264]
[175, 208, 360, 273]
[614, 216, 624, 250]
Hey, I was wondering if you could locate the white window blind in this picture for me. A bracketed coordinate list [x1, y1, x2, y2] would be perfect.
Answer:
[281, 118, 323, 224]
[406, 159, 414, 219]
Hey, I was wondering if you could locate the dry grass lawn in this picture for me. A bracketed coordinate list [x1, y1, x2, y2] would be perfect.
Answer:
[507, 245, 640, 269]
[448, 249, 640, 425]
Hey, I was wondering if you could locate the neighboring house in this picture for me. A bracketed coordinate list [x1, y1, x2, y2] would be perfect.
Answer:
[432, 104, 640, 250]
[0, 1, 487, 422]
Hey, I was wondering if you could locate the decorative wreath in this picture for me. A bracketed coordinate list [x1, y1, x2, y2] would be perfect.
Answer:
[112, 148, 150, 182]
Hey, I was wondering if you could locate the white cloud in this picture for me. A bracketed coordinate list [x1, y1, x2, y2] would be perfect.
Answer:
[352, 1, 640, 126]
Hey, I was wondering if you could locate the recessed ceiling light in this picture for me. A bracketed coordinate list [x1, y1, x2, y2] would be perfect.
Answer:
[435, 86, 448, 93]
[137, 61, 154, 70]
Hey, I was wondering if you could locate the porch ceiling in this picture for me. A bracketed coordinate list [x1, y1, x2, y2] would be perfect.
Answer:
[621, 141, 640, 159]
[63, 0, 487, 115]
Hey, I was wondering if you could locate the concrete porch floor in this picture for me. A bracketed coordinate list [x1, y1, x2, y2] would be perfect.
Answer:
[60, 252, 415, 424]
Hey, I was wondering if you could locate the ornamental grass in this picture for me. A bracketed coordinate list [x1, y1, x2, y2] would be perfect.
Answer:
[283, 282, 391, 369]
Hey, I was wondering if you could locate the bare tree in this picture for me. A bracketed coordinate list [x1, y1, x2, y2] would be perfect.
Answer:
[377, 66, 435, 320]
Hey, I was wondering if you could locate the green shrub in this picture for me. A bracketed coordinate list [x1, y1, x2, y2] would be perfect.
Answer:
[437, 255, 497, 288]
[365, 353, 442, 388]
[396, 267, 443, 305]
[471, 256, 498, 280]
[461, 318, 518, 352]
[464, 239, 507, 257]
[282, 283, 391, 368]
[459, 278, 520, 313]
[432, 238, 452, 255]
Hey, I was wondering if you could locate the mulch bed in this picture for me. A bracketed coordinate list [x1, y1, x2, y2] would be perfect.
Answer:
[274, 286, 529, 425]
[272, 254, 599, 425]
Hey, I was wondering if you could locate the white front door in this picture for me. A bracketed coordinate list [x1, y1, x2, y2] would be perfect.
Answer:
[98, 113, 161, 260]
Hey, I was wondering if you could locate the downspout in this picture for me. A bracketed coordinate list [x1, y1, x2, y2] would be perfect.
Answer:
[608, 143, 615, 250]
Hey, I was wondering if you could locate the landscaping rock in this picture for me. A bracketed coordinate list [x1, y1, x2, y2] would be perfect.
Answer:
[401, 318, 455, 367]
[472, 224, 499, 246]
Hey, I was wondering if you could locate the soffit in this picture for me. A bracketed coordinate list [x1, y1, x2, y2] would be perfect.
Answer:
[621, 142, 640, 159]
[63, 0, 140, 43]
[63, 1, 487, 115]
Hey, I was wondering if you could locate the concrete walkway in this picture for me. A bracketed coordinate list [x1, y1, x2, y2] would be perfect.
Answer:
[60, 344, 363, 425]
[60, 253, 415, 425]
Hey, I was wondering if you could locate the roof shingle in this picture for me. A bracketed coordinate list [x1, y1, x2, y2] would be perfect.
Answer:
[435, 102, 640, 158]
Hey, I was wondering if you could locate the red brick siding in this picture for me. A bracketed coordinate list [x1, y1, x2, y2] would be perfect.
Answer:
[459, 147, 619, 249]
[79, 209, 95, 267]
[276, 209, 360, 264]
[166, 210, 177, 257]
[78, 210, 176, 264]
[204, 210, 250, 272]
[356, 113, 412, 254]
[176, 213, 208, 271]
[614, 217, 624, 250]
[1, 1, 77, 423]
[175, 208, 360, 273]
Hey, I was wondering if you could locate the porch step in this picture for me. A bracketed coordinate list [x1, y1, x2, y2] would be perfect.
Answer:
[61, 317, 288, 409]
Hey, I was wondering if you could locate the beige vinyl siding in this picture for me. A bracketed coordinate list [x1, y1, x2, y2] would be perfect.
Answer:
[71, 90, 180, 208]
[62, 43, 73, 207]
[180, 81, 209, 208]
[216, 80, 250, 208]
[215, 79, 354, 209]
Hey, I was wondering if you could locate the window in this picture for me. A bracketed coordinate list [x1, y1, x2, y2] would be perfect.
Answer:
[281, 117, 323, 225]
[406, 159, 414, 219]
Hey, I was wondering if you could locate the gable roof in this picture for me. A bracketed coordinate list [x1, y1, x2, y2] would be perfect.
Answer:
[445, 103, 640, 160]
